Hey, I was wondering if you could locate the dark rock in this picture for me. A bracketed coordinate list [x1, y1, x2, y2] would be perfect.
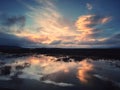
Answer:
[0, 66, 11, 75]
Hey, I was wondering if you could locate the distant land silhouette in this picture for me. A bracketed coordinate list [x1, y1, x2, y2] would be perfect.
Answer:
[0, 45, 120, 60]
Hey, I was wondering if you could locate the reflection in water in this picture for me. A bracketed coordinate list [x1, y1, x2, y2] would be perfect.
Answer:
[27, 56, 93, 84]
[0, 55, 94, 84]
[77, 60, 93, 83]
[27, 55, 72, 75]
[0, 54, 120, 90]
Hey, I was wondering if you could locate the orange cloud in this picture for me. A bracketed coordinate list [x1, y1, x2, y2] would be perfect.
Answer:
[15, 32, 51, 44]
[100, 17, 112, 24]
[75, 15, 111, 32]
[75, 15, 112, 42]
[75, 15, 95, 32]
[22, 0, 77, 45]
[11, 0, 112, 48]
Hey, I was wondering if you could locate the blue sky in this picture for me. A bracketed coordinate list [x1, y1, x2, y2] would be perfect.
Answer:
[0, 0, 120, 48]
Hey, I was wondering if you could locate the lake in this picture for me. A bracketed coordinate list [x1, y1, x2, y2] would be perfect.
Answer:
[0, 54, 120, 90]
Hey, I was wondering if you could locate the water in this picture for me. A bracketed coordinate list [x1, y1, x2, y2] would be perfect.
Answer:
[0, 54, 120, 90]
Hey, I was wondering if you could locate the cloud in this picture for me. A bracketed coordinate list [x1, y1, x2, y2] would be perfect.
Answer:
[75, 15, 111, 32]
[0, 14, 26, 33]
[23, 0, 114, 48]
[0, 0, 117, 48]
[75, 14, 112, 41]
[0, 13, 48, 47]
[50, 40, 62, 45]
[77, 33, 120, 48]
[1, 16, 25, 27]
[0, 14, 44, 47]
[86, 3, 93, 10]
[99, 17, 112, 24]
[0, 32, 34, 47]
[14, 0, 116, 48]
[25, 0, 77, 44]
[104, 33, 120, 47]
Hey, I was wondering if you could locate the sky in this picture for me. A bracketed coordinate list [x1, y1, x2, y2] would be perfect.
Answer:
[0, 0, 120, 48]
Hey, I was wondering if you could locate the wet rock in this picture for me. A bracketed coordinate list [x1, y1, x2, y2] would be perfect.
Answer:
[24, 62, 30, 67]
[15, 65, 24, 70]
[0, 61, 5, 65]
[0, 66, 11, 75]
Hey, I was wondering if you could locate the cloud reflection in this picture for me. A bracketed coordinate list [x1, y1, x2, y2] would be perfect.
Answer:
[20, 56, 93, 84]
[0, 55, 94, 85]
[77, 60, 93, 83]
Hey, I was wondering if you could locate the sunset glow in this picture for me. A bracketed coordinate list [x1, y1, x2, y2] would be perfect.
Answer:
[0, 0, 120, 48]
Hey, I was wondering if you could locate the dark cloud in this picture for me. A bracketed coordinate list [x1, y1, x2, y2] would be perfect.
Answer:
[0, 13, 35, 47]
[50, 39, 77, 45]
[105, 34, 120, 46]
[0, 13, 47, 48]
[49, 33, 120, 48]
[50, 40, 62, 45]
[0, 13, 26, 33]
[1, 16, 25, 26]
[78, 33, 120, 48]
[62, 41, 76, 45]
[0, 32, 35, 47]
